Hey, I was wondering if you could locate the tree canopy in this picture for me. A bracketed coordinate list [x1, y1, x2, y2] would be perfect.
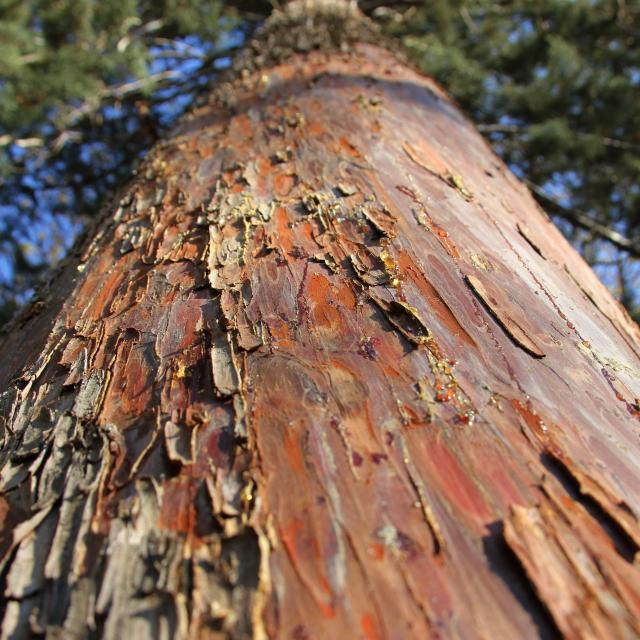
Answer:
[1, 0, 638, 323]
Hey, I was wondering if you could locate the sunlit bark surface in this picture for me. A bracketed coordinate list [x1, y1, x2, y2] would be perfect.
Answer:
[0, 42, 639, 640]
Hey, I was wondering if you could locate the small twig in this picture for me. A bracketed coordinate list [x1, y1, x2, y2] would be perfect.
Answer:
[150, 37, 210, 58]
[0, 53, 227, 156]
[61, 69, 182, 128]
[524, 178, 640, 257]
[459, 6, 476, 31]
[478, 123, 640, 152]
[0, 136, 43, 149]
[117, 18, 166, 53]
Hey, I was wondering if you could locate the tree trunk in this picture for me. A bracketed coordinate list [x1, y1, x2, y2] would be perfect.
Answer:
[1, 4, 639, 639]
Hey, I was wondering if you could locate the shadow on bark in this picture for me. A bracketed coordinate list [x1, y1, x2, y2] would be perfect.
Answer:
[539, 451, 639, 562]
[482, 520, 560, 640]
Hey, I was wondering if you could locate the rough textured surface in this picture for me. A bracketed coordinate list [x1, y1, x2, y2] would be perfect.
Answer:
[234, 0, 383, 74]
[0, 40, 639, 639]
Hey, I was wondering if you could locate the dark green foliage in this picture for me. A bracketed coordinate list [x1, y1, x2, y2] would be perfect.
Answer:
[0, 0, 638, 322]
[0, 0, 224, 129]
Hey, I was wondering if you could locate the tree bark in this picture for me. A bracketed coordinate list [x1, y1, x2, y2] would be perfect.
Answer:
[1, 6, 639, 639]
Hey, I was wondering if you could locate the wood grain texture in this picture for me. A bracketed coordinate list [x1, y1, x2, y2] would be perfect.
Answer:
[0, 41, 639, 639]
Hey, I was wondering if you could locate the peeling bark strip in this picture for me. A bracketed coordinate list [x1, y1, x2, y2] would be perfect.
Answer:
[465, 274, 546, 358]
[1, 4, 640, 640]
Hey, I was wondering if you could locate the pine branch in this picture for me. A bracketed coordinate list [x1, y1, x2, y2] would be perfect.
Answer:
[0, 48, 237, 156]
[524, 178, 640, 257]
[477, 123, 640, 152]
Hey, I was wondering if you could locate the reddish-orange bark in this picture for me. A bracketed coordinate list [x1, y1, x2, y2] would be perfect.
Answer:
[0, 33, 639, 640]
